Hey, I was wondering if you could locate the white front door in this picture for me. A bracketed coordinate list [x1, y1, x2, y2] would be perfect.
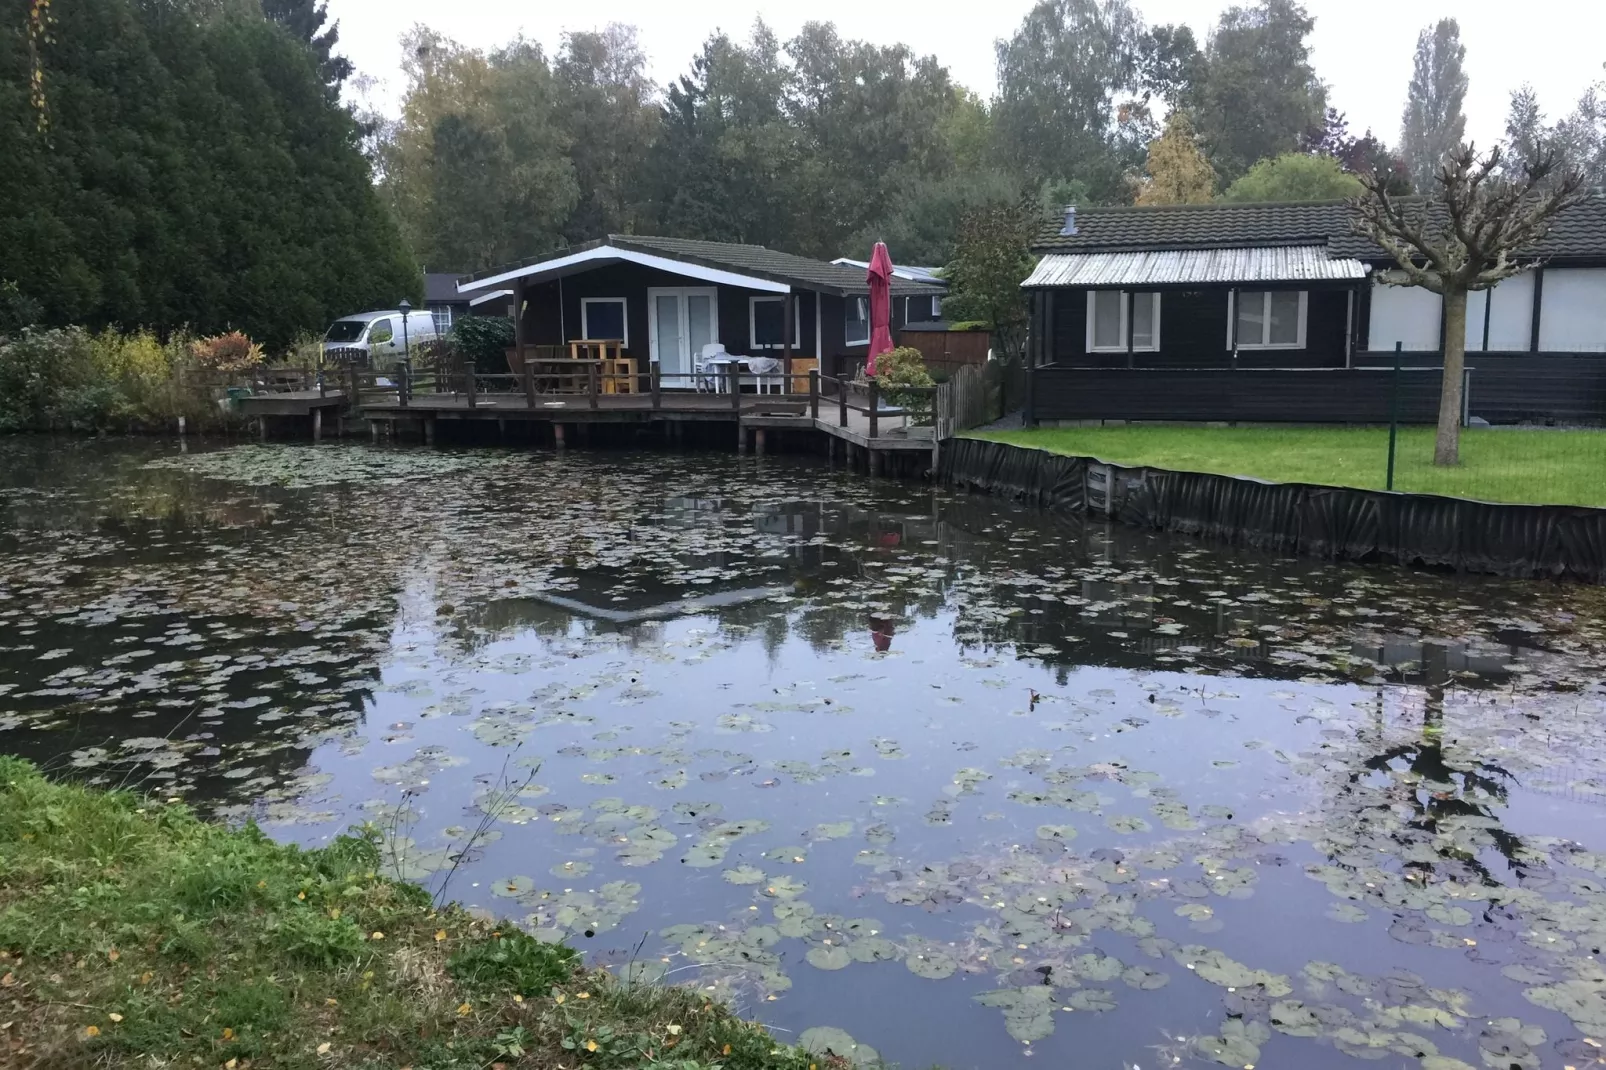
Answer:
[648, 287, 718, 383]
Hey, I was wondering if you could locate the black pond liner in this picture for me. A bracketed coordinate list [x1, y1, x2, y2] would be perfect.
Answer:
[938, 438, 1606, 583]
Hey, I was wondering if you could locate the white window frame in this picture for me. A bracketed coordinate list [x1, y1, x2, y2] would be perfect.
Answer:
[1085, 291, 1161, 353]
[1230, 290, 1307, 350]
[749, 295, 801, 349]
[430, 305, 454, 335]
[844, 296, 870, 346]
[580, 296, 629, 346]
[931, 295, 943, 320]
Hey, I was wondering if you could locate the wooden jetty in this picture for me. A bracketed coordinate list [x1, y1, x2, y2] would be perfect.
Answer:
[234, 360, 962, 474]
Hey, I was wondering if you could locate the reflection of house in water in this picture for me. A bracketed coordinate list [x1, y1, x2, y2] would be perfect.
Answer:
[1078, 580, 1156, 628]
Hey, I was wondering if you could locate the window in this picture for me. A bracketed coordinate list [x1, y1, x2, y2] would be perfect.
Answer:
[581, 297, 628, 345]
[845, 297, 870, 346]
[749, 296, 800, 349]
[1085, 291, 1161, 352]
[367, 318, 394, 345]
[1232, 290, 1307, 349]
[431, 306, 453, 335]
[931, 295, 944, 320]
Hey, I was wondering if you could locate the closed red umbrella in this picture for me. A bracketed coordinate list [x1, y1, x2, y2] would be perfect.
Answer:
[865, 242, 895, 376]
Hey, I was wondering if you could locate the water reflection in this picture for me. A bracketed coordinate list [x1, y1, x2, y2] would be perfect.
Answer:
[2, 438, 1605, 1070]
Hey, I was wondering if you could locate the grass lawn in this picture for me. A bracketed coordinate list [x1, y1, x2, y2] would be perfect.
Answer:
[0, 758, 835, 1070]
[972, 425, 1606, 508]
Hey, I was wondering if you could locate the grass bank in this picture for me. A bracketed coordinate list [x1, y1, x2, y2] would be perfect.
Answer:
[0, 758, 832, 1070]
[972, 425, 1606, 508]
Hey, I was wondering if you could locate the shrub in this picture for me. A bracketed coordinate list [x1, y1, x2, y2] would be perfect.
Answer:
[191, 331, 264, 373]
[448, 930, 579, 995]
[870, 345, 935, 418]
[452, 315, 516, 369]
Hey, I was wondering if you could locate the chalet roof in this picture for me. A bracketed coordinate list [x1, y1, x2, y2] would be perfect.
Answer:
[423, 272, 468, 304]
[1033, 195, 1606, 264]
[459, 236, 946, 298]
[1024, 245, 1367, 288]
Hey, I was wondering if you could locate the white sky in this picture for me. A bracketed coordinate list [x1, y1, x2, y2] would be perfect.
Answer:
[330, 0, 1606, 149]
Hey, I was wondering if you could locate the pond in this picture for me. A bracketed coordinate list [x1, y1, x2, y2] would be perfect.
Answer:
[3, 436, 1606, 1070]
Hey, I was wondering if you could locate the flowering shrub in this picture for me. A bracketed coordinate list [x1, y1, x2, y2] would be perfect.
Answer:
[191, 332, 264, 373]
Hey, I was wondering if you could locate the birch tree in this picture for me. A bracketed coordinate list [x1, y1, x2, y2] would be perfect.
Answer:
[1351, 145, 1584, 466]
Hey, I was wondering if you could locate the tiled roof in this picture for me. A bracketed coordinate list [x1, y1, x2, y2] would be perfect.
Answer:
[1024, 245, 1366, 288]
[1035, 196, 1606, 263]
[423, 272, 468, 304]
[611, 236, 945, 296]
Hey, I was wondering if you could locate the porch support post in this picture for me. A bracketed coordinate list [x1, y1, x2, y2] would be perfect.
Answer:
[783, 292, 794, 393]
[513, 282, 526, 369]
[312, 407, 322, 442]
[553, 423, 565, 449]
[755, 428, 767, 456]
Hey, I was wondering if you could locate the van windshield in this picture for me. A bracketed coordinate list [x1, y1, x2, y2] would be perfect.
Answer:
[325, 319, 368, 343]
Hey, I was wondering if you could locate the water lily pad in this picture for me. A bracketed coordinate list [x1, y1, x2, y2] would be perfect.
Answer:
[1036, 824, 1078, 842]
[762, 875, 807, 899]
[1105, 815, 1151, 834]
[806, 945, 852, 970]
[799, 1027, 878, 1067]
[722, 865, 765, 885]
[491, 875, 535, 898]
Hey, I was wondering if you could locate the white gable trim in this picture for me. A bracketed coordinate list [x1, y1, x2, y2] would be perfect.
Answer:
[467, 288, 514, 308]
[458, 245, 791, 295]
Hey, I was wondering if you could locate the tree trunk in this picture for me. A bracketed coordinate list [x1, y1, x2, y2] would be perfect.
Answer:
[1434, 286, 1468, 466]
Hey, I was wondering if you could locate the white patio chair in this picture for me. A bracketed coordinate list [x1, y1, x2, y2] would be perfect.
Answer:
[745, 355, 783, 394]
[695, 344, 729, 392]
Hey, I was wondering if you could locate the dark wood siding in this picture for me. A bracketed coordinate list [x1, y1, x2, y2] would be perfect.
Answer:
[513, 263, 819, 362]
[1043, 285, 1354, 370]
[1027, 354, 1606, 425]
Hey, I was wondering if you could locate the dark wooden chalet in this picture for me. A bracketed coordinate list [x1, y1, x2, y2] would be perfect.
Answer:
[1023, 198, 1606, 425]
[455, 236, 946, 385]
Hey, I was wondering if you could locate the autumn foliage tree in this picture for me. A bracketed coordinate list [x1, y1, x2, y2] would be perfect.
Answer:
[1351, 145, 1585, 465]
[1135, 113, 1216, 205]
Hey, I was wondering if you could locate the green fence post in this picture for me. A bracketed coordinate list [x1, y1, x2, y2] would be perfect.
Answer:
[1386, 341, 1401, 491]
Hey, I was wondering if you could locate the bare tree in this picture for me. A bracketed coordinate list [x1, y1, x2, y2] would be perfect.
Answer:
[1351, 145, 1585, 466]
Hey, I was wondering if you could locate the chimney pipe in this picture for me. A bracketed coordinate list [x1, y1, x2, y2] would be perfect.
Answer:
[1059, 204, 1078, 236]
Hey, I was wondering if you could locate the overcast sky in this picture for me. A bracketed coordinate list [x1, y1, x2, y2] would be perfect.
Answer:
[330, 0, 1605, 149]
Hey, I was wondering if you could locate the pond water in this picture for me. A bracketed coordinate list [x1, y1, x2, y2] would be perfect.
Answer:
[4, 437, 1606, 1070]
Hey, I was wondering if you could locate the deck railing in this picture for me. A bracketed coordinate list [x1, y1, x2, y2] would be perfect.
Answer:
[812, 373, 937, 439]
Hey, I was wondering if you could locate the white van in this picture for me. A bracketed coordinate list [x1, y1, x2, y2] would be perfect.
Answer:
[323, 310, 440, 366]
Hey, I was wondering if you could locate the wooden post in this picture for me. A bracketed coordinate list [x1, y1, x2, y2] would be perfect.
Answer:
[312, 407, 322, 442]
[464, 361, 477, 408]
[1024, 360, 1036, 426]
[809, 369, 819, 420]
[755, 428, 766, 456]
[259, 416, 267, 442]
[398, 359, 410, 408]
[868, 379, 879, 439]
[731, 367, 742, 411]
[346, 365, 359, 408]
[497, 416, 506, 442]
[838, 379, 848, 428]
[513, 282, 526, 369]
[869, 447, 883, 477]
[524, 359, 537, 409]
[782, 294, 794, 393]
[651, 362, 662, 410]
[423, 416, 435, 446]
[737, 425, 747, 453]
[554, 423, 566, 449]
[588, 364, 599, 409]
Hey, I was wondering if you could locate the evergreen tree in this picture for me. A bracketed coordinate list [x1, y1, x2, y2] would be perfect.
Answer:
[0, 0, 416, 347]
[1192, 0, 1327, 183]
[261, 0, 353, 95]
[1400, 19, 1468, 193]
[1134, 112, 1216, 204]
[1557, 79, 1606, 186]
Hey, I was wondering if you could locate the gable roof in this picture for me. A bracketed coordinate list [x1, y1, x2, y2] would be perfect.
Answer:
[423, 272, 469, 304]
[1034, 196, 1606, 263]
[459, 236, 947, 298]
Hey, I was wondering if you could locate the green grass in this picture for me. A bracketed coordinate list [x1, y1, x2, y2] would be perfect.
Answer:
[972, 426, 1606, 508]
[0, 758, 833, 1070]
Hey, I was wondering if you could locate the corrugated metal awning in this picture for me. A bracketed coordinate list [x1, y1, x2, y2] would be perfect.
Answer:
[1023, 245, 1368, 288]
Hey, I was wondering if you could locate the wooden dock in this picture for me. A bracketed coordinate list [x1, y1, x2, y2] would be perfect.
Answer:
[234, 363, 949, 472]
